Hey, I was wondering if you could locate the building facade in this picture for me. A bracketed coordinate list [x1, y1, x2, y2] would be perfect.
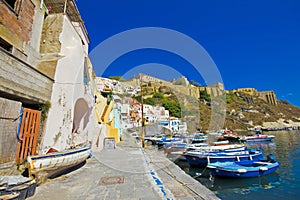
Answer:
[0, 0, 98, 165]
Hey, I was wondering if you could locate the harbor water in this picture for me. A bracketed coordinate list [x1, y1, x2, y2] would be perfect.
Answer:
[176, 130, 300, 200]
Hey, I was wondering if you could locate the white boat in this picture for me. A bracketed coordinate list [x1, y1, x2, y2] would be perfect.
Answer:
[186, 143, 246, 152]
[27, 147, 91, 184]
[240, 134, 275, 142]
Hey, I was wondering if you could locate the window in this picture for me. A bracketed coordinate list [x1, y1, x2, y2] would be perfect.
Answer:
[2, 0, 22, 14]
[83, 57, 89, 85]
[3, 0, 16, 8]
[0, 37, 13, 52]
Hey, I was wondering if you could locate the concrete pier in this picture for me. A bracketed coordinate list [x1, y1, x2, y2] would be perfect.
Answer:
[28, 132, 220, 200]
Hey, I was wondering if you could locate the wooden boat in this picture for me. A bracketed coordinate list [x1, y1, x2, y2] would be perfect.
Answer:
[218, 130, 240, 143]
[0, 191, 20, 200]
[27, 146, 91, 184]
[207, 155, 279, 178]
[164, 142, 187, 153]
[240, 134, 275, 142]
[0, 177, 36, 199]
[186, 143, 246, 152]
[184, 148, 264, 167]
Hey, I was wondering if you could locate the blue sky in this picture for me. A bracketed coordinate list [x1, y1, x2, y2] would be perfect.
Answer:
[77, 0, 300, 107]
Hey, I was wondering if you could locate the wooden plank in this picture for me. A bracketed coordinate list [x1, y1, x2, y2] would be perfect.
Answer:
[23, 110, 34, 160]
[27, 112, 36, 156]
[32, 111, 41, 155]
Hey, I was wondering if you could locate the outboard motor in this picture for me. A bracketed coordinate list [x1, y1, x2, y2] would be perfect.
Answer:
[267, 154, 276, 163]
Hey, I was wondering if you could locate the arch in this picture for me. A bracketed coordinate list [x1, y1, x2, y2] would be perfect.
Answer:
[72, 98, 90, 134]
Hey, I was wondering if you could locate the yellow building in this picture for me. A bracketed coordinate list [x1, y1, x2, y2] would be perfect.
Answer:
[94, 89, 120, 146]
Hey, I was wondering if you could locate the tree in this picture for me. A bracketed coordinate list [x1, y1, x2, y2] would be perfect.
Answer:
[144, 98, 156, 106]
[132, 95, 142, 103]
[153, 92, 164, 99]
[163, 100, 181, 118]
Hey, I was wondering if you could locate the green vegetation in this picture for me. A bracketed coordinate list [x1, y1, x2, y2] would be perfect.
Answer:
[132, 95, 142, 102]
[226, 92, 236, 103]
[152, 92, 164, 99]
[133, 92, 182, 118]
[108, 76, 125, 81]
[200, 90, 211, 101]
[39, 101, 51, 121]
[143, 98, 156, 106]
[162, 100, 181, 118]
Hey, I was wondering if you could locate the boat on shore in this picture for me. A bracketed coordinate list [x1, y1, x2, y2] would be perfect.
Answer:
[207, 155, 280, 178]
[0, 176, 37, 199]
[27, 146, 91, 184]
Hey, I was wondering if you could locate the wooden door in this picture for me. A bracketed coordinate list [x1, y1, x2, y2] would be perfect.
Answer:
[16, 108, 41, 164]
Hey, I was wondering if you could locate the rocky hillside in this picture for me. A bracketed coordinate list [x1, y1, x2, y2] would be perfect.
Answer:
[120, 75, 300, 132]
[198, 92, 300, 132]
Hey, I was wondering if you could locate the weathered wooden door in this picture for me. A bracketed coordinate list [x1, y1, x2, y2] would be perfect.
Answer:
[16, 108, 41, 164]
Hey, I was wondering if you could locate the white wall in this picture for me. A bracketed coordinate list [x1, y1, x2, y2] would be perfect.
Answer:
[41, 15, 94, 153]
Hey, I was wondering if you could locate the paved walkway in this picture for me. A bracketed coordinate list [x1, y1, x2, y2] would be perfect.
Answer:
[28, 132, 219, 200]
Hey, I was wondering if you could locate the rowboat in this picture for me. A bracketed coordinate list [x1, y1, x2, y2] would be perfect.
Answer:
[27, 147, 91, 184]
[240, 134, 275, 142]
[0, 176, 37, 199]
[186, 143, 246, 152]
[184, 148, 264, 167]
[207, 156, 280, 178]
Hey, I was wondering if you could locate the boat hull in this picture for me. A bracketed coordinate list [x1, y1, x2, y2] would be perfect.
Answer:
[27, 147, 91, 184]
[208, 160, 280, 178]
[184, 150, 264, 167]
[240, 135, 275, 143]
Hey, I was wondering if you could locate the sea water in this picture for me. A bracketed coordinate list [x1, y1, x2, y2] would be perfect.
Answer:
[177, 130, 300, 200]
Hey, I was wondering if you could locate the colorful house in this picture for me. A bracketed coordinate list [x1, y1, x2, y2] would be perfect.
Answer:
[94, 82, 121, 149]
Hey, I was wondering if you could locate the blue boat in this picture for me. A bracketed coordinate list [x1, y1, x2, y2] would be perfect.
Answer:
[191, 133, 207, 144]
[240, 134, 275, 143]
[207, 155, 280, 178]
[184, 148, 264, 167]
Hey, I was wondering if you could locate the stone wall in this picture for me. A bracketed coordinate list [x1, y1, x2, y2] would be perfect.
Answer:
[0, 97, 22, 164]
[38, 14, 64, 79]
[0, 48, 53, 104]
[258, 91, 277, 105]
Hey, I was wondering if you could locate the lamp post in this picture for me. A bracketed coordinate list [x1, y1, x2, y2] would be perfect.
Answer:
[140, 74, 145, 148]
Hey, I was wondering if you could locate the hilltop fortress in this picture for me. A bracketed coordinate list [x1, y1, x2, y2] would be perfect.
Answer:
[124, 74, 278, 106]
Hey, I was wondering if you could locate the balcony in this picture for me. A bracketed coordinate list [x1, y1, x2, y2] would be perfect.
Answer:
[0, 48, 53, 105]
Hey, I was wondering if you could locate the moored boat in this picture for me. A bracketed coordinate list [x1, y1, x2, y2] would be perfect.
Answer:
[186, 143, 246, 152]
[240, 134, 275, 142]
[207, 155, 280, 178]
[184, 148, 264, 167]
[191, 133, 207, 144]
